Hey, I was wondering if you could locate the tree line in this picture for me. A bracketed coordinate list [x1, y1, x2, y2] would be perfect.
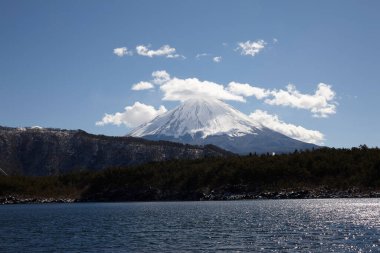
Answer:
[1, 146, 380, 200]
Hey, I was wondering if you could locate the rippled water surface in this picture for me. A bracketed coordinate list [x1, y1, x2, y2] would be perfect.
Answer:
[1, 199, 380, 252]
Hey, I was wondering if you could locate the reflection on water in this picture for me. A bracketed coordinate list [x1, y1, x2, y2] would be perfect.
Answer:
[1, 199, 380, 252]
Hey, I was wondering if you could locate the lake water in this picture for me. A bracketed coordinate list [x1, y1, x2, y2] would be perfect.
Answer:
[1, 199, 380, 252]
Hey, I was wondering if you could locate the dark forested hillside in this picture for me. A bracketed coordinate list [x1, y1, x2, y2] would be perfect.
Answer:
[0, 126, 230, 176]
[1, 146, 380, 203]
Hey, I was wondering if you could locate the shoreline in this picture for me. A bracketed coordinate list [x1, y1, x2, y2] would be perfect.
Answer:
[2, 188, 380, 204]
[0, 196, 77, 205]
[200, 189, 380, 201]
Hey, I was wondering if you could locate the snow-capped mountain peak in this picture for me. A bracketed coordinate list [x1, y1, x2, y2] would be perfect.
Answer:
[128, 98, 318, 154]
[129, 98, 261, 138]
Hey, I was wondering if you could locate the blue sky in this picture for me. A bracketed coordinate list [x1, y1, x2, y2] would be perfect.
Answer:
[1, 0, 379, 147]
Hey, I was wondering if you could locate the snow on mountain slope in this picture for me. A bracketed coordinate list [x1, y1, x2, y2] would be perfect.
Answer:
[128, 98, 318, 154]
[129, 98, 262, 138]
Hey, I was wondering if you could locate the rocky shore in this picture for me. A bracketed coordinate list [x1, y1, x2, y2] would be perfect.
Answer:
[81, 186, 380, 202]
[0, 195, 77, 205]
[200, 188, 380, 201]
[2, 187, 380, 204]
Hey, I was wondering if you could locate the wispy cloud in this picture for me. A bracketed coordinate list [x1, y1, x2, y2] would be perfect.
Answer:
[195, 53, 209, 59]
[195, 53, 221, 63]
[113, 47, 133, 57]
[237, 40, 266, 57]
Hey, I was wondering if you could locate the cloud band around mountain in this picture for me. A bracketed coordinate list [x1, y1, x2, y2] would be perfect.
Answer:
[129, 70, 337, 118]
[97, 70, 336, 144]
[249, 110, 325, 144]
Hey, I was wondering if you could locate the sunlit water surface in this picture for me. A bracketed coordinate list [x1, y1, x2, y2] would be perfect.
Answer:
[1, 199, 380, 252]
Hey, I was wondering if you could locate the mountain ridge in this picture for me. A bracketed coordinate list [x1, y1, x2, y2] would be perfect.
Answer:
[0, 126, 230, 176]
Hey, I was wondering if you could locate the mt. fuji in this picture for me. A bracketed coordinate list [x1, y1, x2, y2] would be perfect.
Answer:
[129, 98, 318, 154]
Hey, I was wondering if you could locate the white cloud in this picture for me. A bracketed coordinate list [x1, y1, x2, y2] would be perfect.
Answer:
[195, 53, 222, 63]
[131, 81, 154, 91]
[249, 110, 325, 144]
[196, 53, 209, 59]
[136, 44, 183, 58]
[152, 70, 171, 85]
[213, 56, 222, 63]
[113, 47, 132, 57]
[265, 83, 337, 118]
[160, 77, 245, 102]
[96, 102, 167, 128]
[273, 38, 278, 44]
[237, 40, 266, 56]
[227, 82, 269, 100]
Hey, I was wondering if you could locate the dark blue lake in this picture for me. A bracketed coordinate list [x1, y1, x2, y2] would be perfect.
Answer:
[1, 199, 379, 252]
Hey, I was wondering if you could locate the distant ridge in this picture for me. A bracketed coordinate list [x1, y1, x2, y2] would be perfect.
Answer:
[0, 126, 230, 176]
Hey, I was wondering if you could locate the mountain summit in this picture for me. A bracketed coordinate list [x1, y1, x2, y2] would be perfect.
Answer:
[130, 98, 261, 138]
[129, 98, 318, 154]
